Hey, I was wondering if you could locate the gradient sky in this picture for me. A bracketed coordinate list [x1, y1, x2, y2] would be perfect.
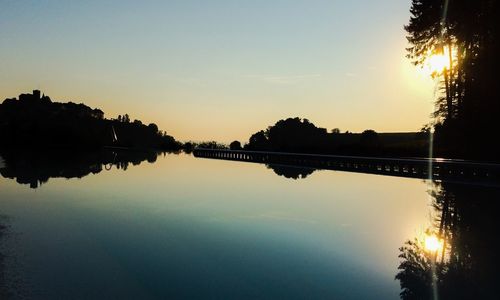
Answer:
[0, 0, 437, 143]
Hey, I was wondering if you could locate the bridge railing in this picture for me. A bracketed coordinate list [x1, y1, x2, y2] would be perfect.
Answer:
[193, 148, 500, 184]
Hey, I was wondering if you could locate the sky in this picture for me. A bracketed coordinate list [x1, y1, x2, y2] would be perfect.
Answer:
[0, 0, 437, 143]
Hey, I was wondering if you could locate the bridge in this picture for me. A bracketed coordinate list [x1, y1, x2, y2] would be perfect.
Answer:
[193, 148, 500, 185]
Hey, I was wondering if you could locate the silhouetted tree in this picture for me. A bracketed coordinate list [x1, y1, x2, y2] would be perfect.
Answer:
[246, 130, 270, 151]
[197, 141, 227, 149]
[331, 128, 341, 134]
[148, 123, 158, 133]
[0, 90, 182, 151]
[229, 140, 242, 150]
[244, 118, 427, 156]
[361, 129, 379, 147]
[396, 182, 500, 299]
[183, 142, 194, 153]
[406, 0, 500, 159]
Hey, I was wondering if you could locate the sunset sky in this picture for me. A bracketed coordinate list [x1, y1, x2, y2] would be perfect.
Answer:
[0, 0, 437, 143]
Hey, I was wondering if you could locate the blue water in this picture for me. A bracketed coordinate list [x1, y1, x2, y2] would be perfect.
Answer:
[0, 152, 431, 299]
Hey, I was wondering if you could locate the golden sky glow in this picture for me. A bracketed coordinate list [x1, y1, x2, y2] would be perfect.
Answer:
[0, 1, 437, 143]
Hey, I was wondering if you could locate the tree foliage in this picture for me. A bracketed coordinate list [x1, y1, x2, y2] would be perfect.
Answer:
[406, 0, 500, 159]
[244, 118, 425, 156]
[0, 91, 182, 151]
[396, 182, 500, 299]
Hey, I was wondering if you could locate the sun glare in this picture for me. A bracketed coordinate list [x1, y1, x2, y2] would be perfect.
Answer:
[427, 54, 448, 73]
[419, 46, 459, 77]
[417, 53, 450, 77]
[424, 235, 443, 252]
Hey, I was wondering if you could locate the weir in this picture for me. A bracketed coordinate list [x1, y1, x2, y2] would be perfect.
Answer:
[193, 148, 500, 185]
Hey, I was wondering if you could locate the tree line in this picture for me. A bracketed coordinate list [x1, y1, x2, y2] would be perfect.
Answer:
[406, 0, 500, 159]
[0, 90, 182, 151]
[222, 117, 428, 157]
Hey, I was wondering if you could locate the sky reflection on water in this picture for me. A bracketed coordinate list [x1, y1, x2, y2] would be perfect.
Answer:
[0, 152, 433, 299]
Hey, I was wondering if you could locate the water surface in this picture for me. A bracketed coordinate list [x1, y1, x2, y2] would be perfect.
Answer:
[1, 151, 485, 299]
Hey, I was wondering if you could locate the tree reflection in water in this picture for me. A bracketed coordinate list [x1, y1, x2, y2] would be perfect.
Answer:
[396, 182, 500, 299]
[266, 164, 316, 180]
[0, 149, 167, 189]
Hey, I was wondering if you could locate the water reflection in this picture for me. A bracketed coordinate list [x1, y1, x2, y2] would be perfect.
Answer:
[266, 164, 316, 179]
[396, 182, 500, 299]
[0, 149, 162, 189]
[0, 150, 321, 189]
[2, 152, 430, 299]
[0, 216, 7, 299]
[1, 150, 499, 299]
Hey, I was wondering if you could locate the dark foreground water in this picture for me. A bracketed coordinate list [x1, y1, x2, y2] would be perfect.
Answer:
[0, 151, 498, 299]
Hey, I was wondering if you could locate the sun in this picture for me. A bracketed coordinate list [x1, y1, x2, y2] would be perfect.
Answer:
[427, 54, 448, 73]
[424, 234, 443, 252]
[417, 52, 450, 77]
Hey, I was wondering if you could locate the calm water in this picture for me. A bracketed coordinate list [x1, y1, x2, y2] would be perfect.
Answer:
[0, 151, 498, 299]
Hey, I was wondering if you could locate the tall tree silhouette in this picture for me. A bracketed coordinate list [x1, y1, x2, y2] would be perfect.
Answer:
[406, 0, 500, 159]
[396, 182, 500, 299]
